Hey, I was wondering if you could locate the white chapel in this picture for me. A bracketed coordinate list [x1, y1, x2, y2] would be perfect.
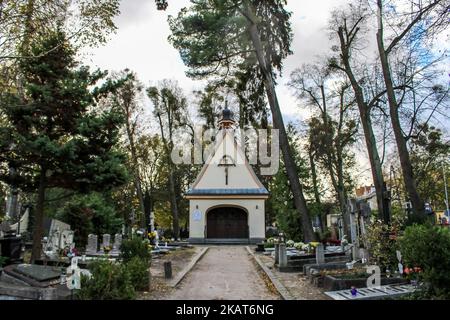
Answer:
[185, 106, 269, 244]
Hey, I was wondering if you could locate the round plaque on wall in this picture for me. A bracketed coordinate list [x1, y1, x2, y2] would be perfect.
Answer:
[193, 209, 202, 221]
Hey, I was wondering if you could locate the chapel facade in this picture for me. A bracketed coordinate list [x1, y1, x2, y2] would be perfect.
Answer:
[185, 106, 269, 244]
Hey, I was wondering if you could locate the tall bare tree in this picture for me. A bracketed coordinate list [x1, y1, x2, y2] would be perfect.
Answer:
[147, 80, 189, 240]
[108, 70, 148, 228]
[376, 0, 449, 220]
[328, 3, 391, 222]
[290, 64, 358, 236]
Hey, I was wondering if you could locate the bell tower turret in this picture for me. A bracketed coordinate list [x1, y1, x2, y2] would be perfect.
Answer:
[218, 102, 236, 129]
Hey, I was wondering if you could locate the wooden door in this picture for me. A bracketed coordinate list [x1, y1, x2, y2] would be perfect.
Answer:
[207, 207, 248, 239]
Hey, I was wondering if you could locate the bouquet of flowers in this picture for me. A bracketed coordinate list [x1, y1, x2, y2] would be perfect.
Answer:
[102, 245, 112, 254]
[404, 266, 422, 285]
[286, 240, 295, 248]
[294, 242, 305, 250]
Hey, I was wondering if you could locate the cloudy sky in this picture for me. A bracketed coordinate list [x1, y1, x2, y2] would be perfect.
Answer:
[81, 0, 376, 184]
[82, 0, 350, 117]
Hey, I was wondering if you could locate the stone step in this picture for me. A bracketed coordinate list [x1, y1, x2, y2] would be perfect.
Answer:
[203, 239, 251, 245]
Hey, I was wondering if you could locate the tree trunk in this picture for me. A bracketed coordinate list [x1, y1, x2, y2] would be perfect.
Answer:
[144, 189, 152, 230]
[127, 127, 146, 228]
[244, 3, 316, 241]
[31, 166, 46, 263]
[309, 150, 321, 204]
[156, 112, 180, 240]
[376, 1, 425, 221]
[337, 27, 387, 223]
[21, 0, 36, 53]
[168, 171, 180, 240]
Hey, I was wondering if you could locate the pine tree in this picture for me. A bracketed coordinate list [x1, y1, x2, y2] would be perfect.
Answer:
[0, 31, 128, 261]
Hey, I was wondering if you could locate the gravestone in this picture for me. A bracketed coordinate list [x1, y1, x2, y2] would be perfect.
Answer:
[164, 261, 172, 279]
[102, 234, 111, 249]
[325, 284, 416, 300]
[274, 243, 280, 265]
[0, 231, 22, 264]
[316, 243, 325, 264]
[14, 264, 61, 282]
[279, 243, 287, 268]
[66, 257, 81, 290]
[44, 219, 71, 257]
[111, 234, 122, 254]
[396, 250, 404, 275]
[86, 234, 98, 255]
[44, 229, 61, 258]
[60, 230, 74, 249]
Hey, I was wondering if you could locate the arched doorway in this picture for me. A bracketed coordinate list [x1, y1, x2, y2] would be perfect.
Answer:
[206, 206, 248, 239]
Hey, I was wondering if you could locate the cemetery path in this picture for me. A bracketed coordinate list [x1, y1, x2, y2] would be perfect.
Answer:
[167, 246, 280, 300]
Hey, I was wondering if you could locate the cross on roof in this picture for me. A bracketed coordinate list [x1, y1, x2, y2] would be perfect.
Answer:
[218, 155, 235, 185]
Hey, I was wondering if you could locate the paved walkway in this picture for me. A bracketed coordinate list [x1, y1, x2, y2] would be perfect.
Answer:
[168, 246, 280, 300]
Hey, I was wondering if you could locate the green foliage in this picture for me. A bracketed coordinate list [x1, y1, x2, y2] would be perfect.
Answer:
[268, 124, 310, 241]
[56, 193, 123, 248]
[365, 220, 399, 271]
[120, 237, 151, 264]
[0, 0, 120, 62]
[126, 256, 149, 291]
[168, 0, 292, 80]
[77, 259, 135, 300]
[0, 256, 7, 267]
[0, 30, 129, 193]
[399, 224, 450, 298]
[409, 124, 450, 210]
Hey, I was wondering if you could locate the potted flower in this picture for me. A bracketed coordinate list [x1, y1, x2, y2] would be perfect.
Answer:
[404, 266, 422, 287]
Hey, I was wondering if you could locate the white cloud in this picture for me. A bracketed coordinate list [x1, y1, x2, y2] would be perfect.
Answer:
[81, 0, 375, 185]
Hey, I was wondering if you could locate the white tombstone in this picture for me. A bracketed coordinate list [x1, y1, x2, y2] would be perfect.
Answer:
[396, 250, 404, 275]
[86, 234, 98, 255]
[149, 211, 155, 232]
[10, 207, 30, 235]
[99, 234, 111, 254]
[60, 230, 74, 249]
[154, 230, 160, 249]
[66, 258, 81, 290]
[316, 243, 325, 264]
[111, 234, 122, 254]
[45, 228, 61, 257]
[278, 243, 287, 268]
[102, 234, 111, 247]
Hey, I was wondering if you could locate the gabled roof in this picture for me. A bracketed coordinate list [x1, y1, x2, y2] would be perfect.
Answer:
[186, 129, 269, 198]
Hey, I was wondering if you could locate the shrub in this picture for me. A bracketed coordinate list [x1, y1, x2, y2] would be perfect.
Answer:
[120, 237, 151, 264]
[0, 256, 7, 267]
[126, 256, 149, 291]
[57, 193, 123, 248]
[364, 220, 399, 271]
[77, 259, 135, 300]
[163, 228, 174, 239]
[399, 224, 450, 298]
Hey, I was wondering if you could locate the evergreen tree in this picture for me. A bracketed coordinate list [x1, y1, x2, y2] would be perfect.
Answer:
[169, 0, 316, 241]
[268, 124, 310, 241]
[0, 31, 128, 261]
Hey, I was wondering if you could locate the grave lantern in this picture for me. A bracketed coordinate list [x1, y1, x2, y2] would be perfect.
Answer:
[155, 0, 168, 11]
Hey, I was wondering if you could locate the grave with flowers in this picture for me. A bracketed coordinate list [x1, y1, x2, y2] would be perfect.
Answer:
[260, 236, 350, 273]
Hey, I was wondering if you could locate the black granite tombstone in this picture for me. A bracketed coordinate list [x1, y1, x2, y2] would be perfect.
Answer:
[0, 232, 22, 264]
